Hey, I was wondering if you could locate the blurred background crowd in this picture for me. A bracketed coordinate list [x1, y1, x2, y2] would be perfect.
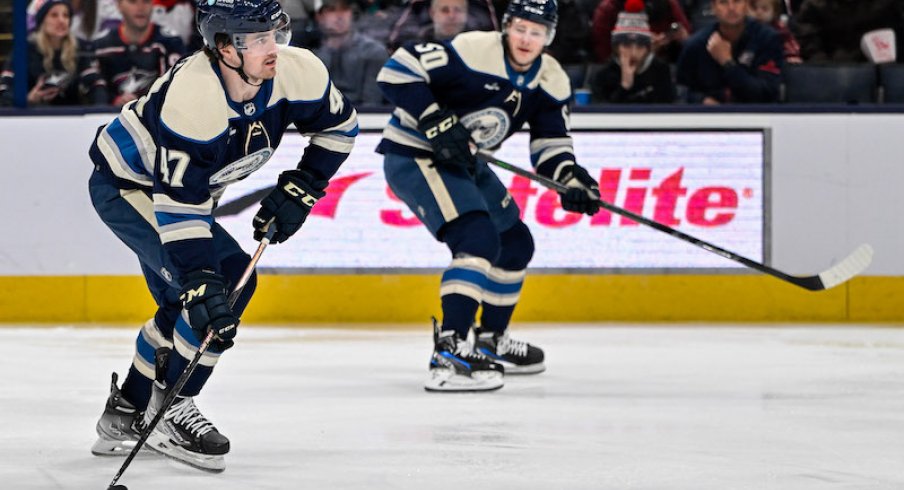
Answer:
[0, 0, 901, 107]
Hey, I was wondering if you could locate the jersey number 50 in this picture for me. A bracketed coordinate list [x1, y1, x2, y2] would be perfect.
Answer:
[414, 43, 449, 71]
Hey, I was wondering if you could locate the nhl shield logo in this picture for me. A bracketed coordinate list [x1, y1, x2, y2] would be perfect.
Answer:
[243, 102, 256, 116]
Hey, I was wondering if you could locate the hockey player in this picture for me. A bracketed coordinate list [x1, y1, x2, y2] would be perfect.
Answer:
[376, 0, 601, 392]
[89, 0, 357, 471]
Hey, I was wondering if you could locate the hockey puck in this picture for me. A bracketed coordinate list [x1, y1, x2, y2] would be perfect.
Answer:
[108, 485, 128, 490]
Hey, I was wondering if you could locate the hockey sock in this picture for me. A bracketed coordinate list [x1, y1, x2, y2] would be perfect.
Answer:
[480, 267, 526, 333]
[480, 221, 533, 332]
[121, 309, 177, 410]
[440, 212, 500, 338]
[167, 314, 223, 396]
[440, 255, 490, 338]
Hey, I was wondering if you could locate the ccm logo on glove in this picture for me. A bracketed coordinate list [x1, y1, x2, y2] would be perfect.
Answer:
[282, 181, 319, 207]
[423, 113, 459, 139]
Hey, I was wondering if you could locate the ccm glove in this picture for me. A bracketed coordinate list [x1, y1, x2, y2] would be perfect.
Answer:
[253, 169, 328, 243]
[417, 109, 476, 171]
[179, 270, 239, 349]
[557, 164, 601, 215]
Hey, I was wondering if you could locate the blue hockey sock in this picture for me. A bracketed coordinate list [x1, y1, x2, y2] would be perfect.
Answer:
[440, 255, 491, 338]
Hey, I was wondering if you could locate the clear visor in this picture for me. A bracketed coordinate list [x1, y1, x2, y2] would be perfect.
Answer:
[232, 13, 291, 53]
[505, 16, 556, 46]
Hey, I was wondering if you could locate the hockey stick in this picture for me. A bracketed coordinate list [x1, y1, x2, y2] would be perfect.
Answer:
[476, 150, 873, 291]
[106, 226, 276, 490]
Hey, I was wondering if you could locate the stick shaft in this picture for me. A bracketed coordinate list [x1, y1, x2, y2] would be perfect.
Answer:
[477, 151, 867, 291]
[107, 229, 274, 489]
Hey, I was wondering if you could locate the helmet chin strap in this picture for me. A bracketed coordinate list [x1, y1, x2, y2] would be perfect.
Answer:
[219, 49, 263, 87]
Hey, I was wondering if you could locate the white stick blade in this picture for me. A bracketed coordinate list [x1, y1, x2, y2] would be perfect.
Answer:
[817, 244, 874, 290]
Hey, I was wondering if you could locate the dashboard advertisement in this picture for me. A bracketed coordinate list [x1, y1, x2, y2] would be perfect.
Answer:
[215, 130, 766, 270]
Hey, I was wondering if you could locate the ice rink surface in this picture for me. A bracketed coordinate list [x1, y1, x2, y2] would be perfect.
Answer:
[2, 324, 904, 490]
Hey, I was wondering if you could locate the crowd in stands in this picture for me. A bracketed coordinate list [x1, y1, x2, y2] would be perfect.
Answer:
[1, 0, 902, 107]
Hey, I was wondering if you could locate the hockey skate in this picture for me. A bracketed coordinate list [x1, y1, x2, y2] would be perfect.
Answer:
[144, 381, 230, 472]
[91, 372, 145, 456]
[425, 319, 504, 392]
[474, 327, 545, 374]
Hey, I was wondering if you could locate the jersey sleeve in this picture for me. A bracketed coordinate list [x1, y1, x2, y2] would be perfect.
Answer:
[291, 79, 359, 181]
[269, 47, 358, 181]
[530, 58, 579, 180]
[377, 41, 460, 121]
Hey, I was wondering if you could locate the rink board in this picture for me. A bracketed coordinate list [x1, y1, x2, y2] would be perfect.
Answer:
[0, 274, 901, 323]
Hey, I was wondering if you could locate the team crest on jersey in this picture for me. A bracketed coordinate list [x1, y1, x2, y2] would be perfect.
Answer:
[461, 107, 510, 149]
[209, 147, 274, 185]
[244, 120, 271, 154]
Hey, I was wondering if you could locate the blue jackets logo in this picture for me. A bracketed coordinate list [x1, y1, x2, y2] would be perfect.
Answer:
[461, 108, 510, 149]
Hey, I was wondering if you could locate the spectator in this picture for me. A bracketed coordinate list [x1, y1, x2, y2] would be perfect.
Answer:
[795, 0, 904, 63]
[748, 0, 800, 63]
[546, 0, 593, 64]
[388, 0, 468, 50]
[388, 0, 496, 50]
[592, 0, 691, 63]
[29, 0, 122, 38]
[94, 0, 185, 106]
[0, 0, 107, 106]
[313, 0, 388, 105]
[676, 0, 782, 104]
[591, 0, 675, 103]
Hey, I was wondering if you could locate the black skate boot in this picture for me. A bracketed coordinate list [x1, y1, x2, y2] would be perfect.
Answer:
[474, 327, 545, 374]
[144, 380, 230, 472]
[425, 318, 504, 392]
[91, 372, 145, 456]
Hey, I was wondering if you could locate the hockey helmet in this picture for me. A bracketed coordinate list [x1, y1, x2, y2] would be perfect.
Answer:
[502, 0, 558, 45]
[197, 0, 291, 53]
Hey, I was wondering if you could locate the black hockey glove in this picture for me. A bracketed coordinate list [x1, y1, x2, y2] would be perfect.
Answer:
[417, 109, 476, 171]
[556, 164, 602, 215]
[179, 270, 239, 350]
[253, 169, 328, 244]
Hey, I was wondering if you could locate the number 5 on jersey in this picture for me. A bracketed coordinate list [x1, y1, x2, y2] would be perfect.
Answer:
[414, 42, 449, 71]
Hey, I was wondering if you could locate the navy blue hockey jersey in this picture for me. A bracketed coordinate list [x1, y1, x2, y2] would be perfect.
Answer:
[93, 24, 185, 100]
[376, 31, 576, 179]
[89, 47, 358, 275]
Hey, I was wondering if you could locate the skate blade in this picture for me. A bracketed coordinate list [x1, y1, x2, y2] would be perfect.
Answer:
[146, 433, 226, 473]
[90, 437, 147, 457]
[424, 369, 504, 392]
[500, 362, 545, 375]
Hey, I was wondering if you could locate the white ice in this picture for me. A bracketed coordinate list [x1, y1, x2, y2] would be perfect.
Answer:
[2, 324, 904, 490]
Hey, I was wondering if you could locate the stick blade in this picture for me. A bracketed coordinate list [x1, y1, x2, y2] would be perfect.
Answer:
[816, 243, 874, 290]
